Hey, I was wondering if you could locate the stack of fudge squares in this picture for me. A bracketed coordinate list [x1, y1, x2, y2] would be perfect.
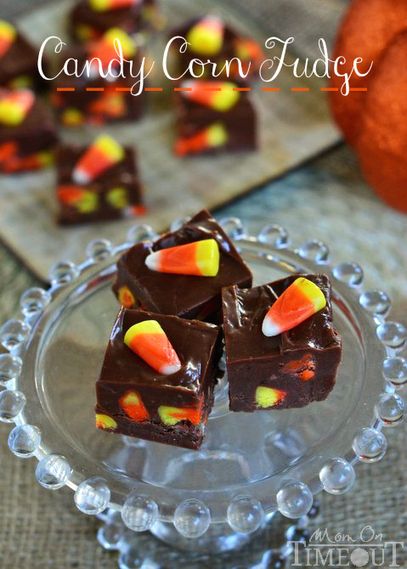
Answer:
[170, 15, 263, 157]
[0, 20, 57, 174]
[96, 210, 342, 450]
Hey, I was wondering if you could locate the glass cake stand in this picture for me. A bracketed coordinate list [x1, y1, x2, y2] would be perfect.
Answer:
[0, 218, 405, 568]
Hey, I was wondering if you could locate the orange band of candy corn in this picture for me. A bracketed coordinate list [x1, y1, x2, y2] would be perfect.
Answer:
[158, 404, 202, 426]
[262, 277, 327, 337]
[119, 390, 150, 422]
[175, 122, 228, 156]
[0, 20, 16, 59]
[118, 286, 136, 308]
[124, 320, 182, 376]
[145, 238, 220, 277]
[181, 81, 240, 112]
[73, 134, 125, 184]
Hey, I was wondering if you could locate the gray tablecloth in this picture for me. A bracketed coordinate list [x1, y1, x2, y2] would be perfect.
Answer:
[0, 1, 406, 568]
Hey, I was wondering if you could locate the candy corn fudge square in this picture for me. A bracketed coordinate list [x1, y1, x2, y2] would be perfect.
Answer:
[0, 89, 57, 174]
[222, 275, 342, 412]
[51, 29, 145, 126]
[56, 134, 144, 225]
[174, 79, 257, 157]
[70, 0, 162, 43]
[170, 15, 264, 81]
[96, 308, 222, 449]
[0, 19, 49, 90]
[113, 209, 252, 321]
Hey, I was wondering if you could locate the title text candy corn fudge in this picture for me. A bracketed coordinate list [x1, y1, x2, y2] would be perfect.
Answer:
[113, 209, 252, 321]
[0, 89, 57, 174]
[222, 274, 342, 412]
[96, 308, 222, 449]
[69, 0, 162, 43]
[0, 19, 49, 90]
[51, 28, 145, 126]
[174, 79, 257, 157]
[56, 134, 144, 225]
[170, 15, 264, 81]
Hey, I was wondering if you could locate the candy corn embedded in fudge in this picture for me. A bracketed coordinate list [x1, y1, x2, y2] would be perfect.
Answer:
[222, 274, 342, 412]
[0, 20, 49, 90]
[69, 0, 162, 42]
[170, 16, 264, 81]
[52, 29, 145, 126]
[56, 134, 144, 225]
[0, 89, 57, 174]
[174, 80, 257, 157]
[96, 308, 222, 449]
[113, 209, 252, 321]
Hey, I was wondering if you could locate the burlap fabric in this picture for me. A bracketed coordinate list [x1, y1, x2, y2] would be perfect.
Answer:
[0, 1, 406, 568]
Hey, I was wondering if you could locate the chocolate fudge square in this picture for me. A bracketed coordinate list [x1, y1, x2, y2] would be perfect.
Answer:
[96, 308, 222, 449]
[56, 144, 144, 225]
[113, 209, 253, 321]
[222, 274, 342, 412]
[170, 16, 263, 81]
[0, 20, 48, 90]
[0, 91, 57, 174]
[51, 34, 145, 126]
[70, 0, 161, 42]
[174, 79, 257, 156]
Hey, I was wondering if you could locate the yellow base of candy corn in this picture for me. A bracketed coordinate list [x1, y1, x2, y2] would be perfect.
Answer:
[96, 413, 117, 430]
[255, 386, 286, 408]
[196, 239, 220, 276]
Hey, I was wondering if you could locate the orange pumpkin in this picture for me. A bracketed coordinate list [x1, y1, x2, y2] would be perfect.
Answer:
[329, 0, 407, 145]
[356, 31, 407, 213]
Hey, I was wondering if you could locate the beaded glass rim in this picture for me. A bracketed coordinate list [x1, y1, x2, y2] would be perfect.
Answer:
[0, 217, 405, 538]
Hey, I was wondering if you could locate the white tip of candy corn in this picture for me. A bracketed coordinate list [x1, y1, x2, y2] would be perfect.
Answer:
[145, 251, 160, 271]
[72, 167, 90, 185]
[262, 317, 281, 337]
[160, 362, 182, 376]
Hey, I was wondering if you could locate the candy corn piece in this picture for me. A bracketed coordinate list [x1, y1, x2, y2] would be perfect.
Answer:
[182, 81, 240, 112]
[255, 386, 287, 408]
[119, 390, 150, 422]
[0, 20, 16, 59]
[158, 405, 202, 426]
[73, 134, 125, 184]
[145, 239, 220, 277]
[90, 27, 136, 70]
[96, 413, 117, 430]
[234, 37, 264, 65]
[262, 277, 327, 337]
[124, 320, 182, 375]
[0, 89, 34, 126]
[187, 15, 224, 56]
[89, 90, 126, 118]
[175, 122, 228, 156]
[90, 0, 139, 12]
[117, 286, 136, 308]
